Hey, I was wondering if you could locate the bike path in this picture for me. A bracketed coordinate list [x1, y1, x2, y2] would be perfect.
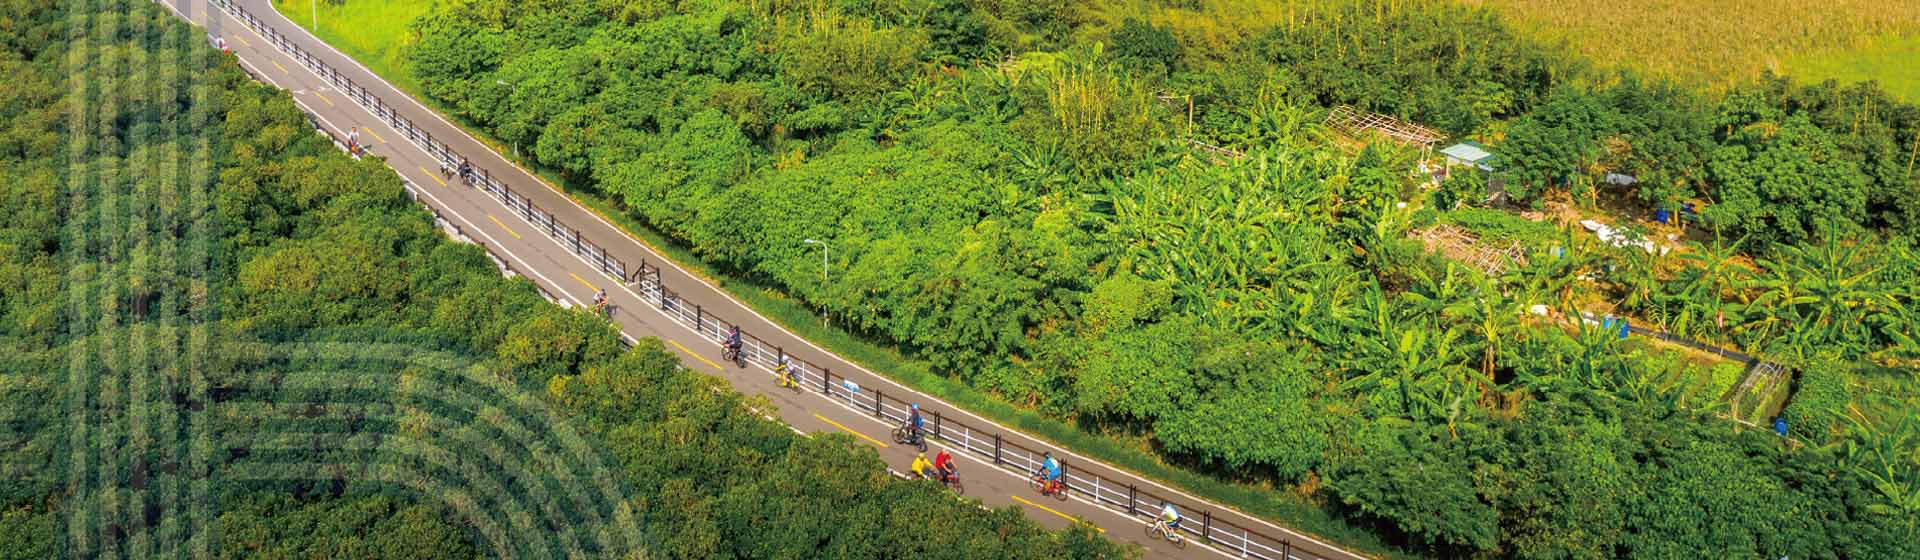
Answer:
[163, 1, 1361, 558]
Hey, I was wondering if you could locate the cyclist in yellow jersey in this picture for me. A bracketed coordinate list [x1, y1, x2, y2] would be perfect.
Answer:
[775, 356, 796, 388]
[910, 452, 934, 479]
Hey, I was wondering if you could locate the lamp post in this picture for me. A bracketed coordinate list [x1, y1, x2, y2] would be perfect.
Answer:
[311, 0, 317, 32]
[803, 239, 829, 327]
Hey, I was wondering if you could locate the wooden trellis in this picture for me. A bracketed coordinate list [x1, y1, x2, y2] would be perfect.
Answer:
[1412, 224, 1527, 276]
[1325, 105, 1445, 149]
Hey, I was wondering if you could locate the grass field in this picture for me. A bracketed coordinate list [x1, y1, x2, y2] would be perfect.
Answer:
[270, 0, 431, 95]
[1464, 0, 1920, 99]
[1783, 33, 1920, 102]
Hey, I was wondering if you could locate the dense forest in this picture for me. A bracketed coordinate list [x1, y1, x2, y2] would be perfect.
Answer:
[398, 0, 1920, 557]
[0, 1, 1130, 558]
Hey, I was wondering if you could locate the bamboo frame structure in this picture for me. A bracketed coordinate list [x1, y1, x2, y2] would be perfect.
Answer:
[1412, 224, 1527, 276]
[1324, 105, 1445, 149]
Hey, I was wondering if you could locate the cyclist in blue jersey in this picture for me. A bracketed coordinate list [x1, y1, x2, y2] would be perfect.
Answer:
[906, 403, 925, 443]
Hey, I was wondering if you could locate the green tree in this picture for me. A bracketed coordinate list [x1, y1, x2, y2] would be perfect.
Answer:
[1705, 95, 1870, 249]
[1110, 18, 1180, 76]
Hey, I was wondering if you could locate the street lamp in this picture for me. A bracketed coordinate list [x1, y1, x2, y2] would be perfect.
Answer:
[803, 239, 829, 327]
[311, 0, 317, 32]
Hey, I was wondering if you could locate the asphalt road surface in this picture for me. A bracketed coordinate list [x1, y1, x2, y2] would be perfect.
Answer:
[157, 1, 1370, 558]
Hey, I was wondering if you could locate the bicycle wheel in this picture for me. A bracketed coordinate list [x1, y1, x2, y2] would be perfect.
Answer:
[1144, 523, 1159, 541]
[891, 427, 907, 444]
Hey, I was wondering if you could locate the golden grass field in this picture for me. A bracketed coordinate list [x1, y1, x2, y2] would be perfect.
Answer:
[1463, 0, 1920, 99]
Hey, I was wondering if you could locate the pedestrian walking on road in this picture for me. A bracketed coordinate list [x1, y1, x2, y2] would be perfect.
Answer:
[347, 127, 361, 156]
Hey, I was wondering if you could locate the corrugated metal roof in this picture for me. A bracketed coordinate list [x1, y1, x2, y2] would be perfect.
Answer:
[1439, 142, 1494, 163]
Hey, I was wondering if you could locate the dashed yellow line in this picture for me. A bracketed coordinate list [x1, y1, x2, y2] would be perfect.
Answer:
[667, 339, 725, 371]
[366, 128, 386, 143]
[234, 35, 250, 47]
[314, 92, 334, 107]
[271, 60, 288, 74]
[487, 214, 521, 239]
[813, 413, 889, 448]
[568, 272, 597, 292]
[417, 166, 446, 187]
[1011, 496, 1106, 533]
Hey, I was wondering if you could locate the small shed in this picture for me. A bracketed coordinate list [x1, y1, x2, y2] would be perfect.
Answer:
[1439, 141, 1498, 172]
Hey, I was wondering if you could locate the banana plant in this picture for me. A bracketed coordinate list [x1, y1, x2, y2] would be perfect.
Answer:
[1503, 224, 1602, 313]
[1748, 230, 1890, 357]
[1841, 413, 1920, 531]
[1342, 286, 1477, 431]
[1673, 231, 1751, 307]
[1459, 274, 1522, 398]
[1400, 262, 1473, 324]
[1608, 240, 1667, 318]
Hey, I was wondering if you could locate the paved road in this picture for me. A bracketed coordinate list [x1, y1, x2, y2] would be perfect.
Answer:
[159, 1, 1369, 558]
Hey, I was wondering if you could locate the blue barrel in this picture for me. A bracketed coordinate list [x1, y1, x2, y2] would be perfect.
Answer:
[1655, 208, 1670, 224]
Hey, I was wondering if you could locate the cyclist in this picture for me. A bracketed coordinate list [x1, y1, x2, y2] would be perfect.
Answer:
[774, 355, 796, 388]
[725, 326, 743, 359]
[906, 403, 925, 444]
[592, 289, 608, 313]
[933, 449, 955, 483]
[1038, 452, 1063, 493]
[1160, 501, 1182, 532]
[910, 452, 934, 480]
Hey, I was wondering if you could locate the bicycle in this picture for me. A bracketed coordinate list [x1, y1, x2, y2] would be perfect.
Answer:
[1029, 473, 1068, 501]
[936, 470, 964, 495]
[912, 469, 965, 495]
[720, 343, 745, 368]
[1146, 518, 1187, 549]
[890, 425, 928, 452]
[774, 365, 799, 392]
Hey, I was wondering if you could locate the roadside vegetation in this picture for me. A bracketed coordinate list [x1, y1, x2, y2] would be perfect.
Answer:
[0, 2, 1133, 558]
[262, 0, 1917, 558]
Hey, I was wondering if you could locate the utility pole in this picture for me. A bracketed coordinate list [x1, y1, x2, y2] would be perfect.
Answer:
[803, 239, 829, 327]
[311, 0, 317, 32]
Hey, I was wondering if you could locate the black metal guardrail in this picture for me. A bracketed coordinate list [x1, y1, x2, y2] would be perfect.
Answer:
[629, 260, 1320, 560]
[208, 0, 628, 283]
[205, 1, 1334, 557]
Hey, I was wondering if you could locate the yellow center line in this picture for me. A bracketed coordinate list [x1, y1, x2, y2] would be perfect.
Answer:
[234, 35, 250, 47]
[417, 166, 446, 187]
[366, 128, 386, 143]
[813, 413, 889, 449]
[270, 60, 287, 74]
[569, 272, 598, 292]
[487, 214, 522, 239]
[314, 92, 334, 107]
[667, 339, 726, 371]
[1011, 496, 1106, 533]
